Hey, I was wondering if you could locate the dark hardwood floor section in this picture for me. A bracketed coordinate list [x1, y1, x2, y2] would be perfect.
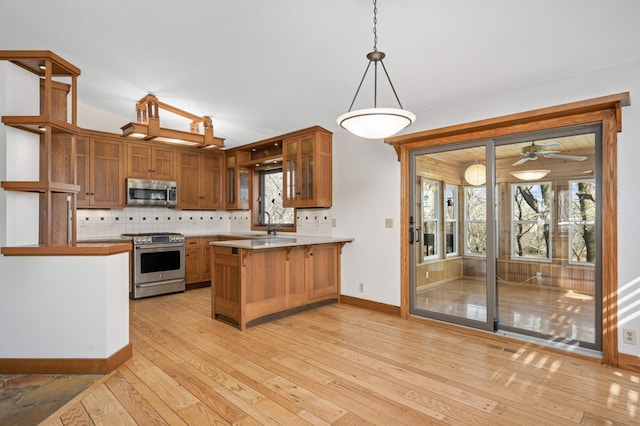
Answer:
[41, 287, 639, 425]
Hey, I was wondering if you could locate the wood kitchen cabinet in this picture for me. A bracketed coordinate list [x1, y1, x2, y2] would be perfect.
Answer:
[126, 142, 175, 180]
[185, 236, 218, 286]
[178, 150, 223, 210]
[77, 134, 125, 208]
[283, 128, 332, 208]
[225, 151, 250, 210]
[211, 241, 344, 330]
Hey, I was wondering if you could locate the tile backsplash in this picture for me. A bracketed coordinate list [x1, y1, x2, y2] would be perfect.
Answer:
[76, 207, 332, 240]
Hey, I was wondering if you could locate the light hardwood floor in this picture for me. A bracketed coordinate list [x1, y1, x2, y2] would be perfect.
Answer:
[417, 279, 596, 343]
[42, 287, 638, 425]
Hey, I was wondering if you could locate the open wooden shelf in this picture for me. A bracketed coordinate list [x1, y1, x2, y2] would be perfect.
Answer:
[240, 153, 283, 167]
[1, 115, 80, 134]
[1, 50, 81, 247]
[0, 50, 81, 78]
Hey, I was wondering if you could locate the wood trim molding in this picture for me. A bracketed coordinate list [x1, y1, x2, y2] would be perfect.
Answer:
[385, 92, 629, 148]
[0, 343, 132, 374]
[618, 353, 640, 373]
[388, 93, 629, 367]
[340, 295, 401, 317]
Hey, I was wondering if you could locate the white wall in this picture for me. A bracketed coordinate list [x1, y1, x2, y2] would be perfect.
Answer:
[0, 62, 40, 247]
[332, 60, 640, 357]
[0, 62, 129, 360]
[0, 253, 129, 358]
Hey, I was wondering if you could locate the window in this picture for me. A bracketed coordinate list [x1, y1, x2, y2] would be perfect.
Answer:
[258, 169, 294, 228]
[421, 179, 439, 260]
[511, 182, 552, 260]
[464, 186, 486, 256]
[569, 179, 596, 264]
[445, 184, 458, 256]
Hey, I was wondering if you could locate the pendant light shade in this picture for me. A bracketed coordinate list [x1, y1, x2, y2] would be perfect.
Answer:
[464, 163, 486, 186]
[337, 107, 416, 139]
[510, 169, 550, 181]
[337, 0, 415, 139]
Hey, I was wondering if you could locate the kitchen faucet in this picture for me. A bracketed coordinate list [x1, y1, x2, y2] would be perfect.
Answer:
[260, 211, 276, 235]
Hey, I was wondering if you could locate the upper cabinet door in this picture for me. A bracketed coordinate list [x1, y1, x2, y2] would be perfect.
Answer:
[126, 142, 175, 181]
[88, 137, 125, 207]
[200, 153, 224, 210]
[282, 130, 332, 208]
[177, 150, 224, 210]
[151, 146, 176, 181]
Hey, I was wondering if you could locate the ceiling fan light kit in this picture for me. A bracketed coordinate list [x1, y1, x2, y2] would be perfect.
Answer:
[337, 0, 415, 139]
[510, 169, 550, 181]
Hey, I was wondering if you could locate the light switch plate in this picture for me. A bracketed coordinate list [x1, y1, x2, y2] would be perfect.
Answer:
[385, 218, 393, 228]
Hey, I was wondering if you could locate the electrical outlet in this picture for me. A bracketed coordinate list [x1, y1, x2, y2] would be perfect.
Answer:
[536, 272, 542, 279]
[624, 328, 637, 345]
[359, 282, 364, 293]
[332, 218, 337, 227]
[425, 271, 429, 279]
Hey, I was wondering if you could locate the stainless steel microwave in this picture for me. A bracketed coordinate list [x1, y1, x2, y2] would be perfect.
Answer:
[126, 178, 177, 207]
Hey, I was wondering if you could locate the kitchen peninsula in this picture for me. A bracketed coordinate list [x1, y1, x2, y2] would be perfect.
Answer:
[210, 236, 353, 329]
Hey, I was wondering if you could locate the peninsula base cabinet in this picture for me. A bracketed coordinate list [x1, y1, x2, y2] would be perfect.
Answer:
[211, 243, 342, 330]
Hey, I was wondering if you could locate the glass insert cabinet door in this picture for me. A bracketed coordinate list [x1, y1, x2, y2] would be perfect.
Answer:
[410, 143, 496, 331]
[409, 125, 601, 350]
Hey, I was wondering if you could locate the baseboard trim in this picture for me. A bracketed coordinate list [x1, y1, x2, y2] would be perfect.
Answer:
[186, 281, 211, 291]
[340, 295, 401, 316]
[618, 353, 640, 372]
[0, 343, 132, 374]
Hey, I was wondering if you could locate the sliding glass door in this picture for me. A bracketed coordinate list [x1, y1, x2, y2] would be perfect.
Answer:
[410, 142, 496, 331]
[410, 125, 602, 350]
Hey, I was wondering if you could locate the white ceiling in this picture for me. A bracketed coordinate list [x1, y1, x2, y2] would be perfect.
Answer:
[2, 0, 640, 148]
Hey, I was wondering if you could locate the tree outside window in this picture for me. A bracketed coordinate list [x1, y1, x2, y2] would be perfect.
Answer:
[445, 184, 458, 256]
[465, 186, 486, 256]
[259, 169, 294, 227]
[511, 183, 552, 260]
[569, 179, 596, 264]
[422, 179, 439, 260]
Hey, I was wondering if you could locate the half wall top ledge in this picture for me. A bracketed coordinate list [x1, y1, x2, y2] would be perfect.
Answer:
[384, 92, 631, 159]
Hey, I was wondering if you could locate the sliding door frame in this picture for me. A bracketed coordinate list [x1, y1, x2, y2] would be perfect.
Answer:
[386, 93, 629, 367]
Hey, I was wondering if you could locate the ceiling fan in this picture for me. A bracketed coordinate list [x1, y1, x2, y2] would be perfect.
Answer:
[512, 141, 587, 166]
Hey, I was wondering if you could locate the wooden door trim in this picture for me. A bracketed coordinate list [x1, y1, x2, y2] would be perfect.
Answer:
[386, 92, 629, 367]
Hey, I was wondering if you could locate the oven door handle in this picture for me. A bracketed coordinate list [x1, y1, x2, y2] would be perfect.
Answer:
[135, 243, 185, 251]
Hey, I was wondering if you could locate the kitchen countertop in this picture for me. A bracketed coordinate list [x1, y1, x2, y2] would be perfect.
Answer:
[1, 241, 131, 256]
[209, 235, 354, 250]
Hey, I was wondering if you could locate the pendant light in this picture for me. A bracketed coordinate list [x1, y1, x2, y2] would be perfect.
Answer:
[337, 0, 415, 139]
[510, 169, 550, 181]
[464, 161, 486, 186]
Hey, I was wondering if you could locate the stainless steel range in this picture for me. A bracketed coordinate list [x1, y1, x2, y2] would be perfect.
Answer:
[122, 232, 186, 299]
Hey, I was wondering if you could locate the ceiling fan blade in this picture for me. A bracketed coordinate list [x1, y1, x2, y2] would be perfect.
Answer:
[512, 157, 533, 166]
[539, 141, 562, 148]
[544, 153, 587, 161]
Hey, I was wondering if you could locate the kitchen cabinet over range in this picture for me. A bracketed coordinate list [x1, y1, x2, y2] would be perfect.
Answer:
[178, 150, 224, 210]
[126, 142, 175, 180]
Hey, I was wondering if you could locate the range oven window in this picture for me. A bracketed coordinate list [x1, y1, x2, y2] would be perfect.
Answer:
[140, 250, 182, 274]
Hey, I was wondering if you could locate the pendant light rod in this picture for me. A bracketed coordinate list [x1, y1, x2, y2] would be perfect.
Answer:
[345, 0, 405, 113]
[337, 0, 416, 139]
